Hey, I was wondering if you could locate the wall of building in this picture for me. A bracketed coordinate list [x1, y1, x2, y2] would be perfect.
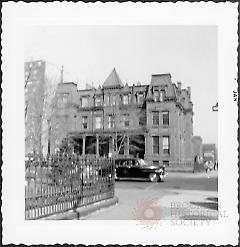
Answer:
[25, 60, 46, 155]
[48, 71, 194, 169]
[192, 136, 203, 159]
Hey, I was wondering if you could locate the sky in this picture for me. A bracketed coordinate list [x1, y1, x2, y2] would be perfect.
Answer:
[24, 25, 218, 145]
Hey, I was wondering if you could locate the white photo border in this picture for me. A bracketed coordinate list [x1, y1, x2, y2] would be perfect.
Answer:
[2, 2, 238, 245]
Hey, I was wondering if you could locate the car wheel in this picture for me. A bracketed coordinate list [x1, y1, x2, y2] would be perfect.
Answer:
[149, 173, 159, 183]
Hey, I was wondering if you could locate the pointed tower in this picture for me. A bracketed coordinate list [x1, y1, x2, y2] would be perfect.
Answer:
[102, 68, 124, 89]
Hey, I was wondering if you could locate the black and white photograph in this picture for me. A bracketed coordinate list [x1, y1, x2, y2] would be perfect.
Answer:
[24, 25, 219, 222]
[2, 2, 238, 245]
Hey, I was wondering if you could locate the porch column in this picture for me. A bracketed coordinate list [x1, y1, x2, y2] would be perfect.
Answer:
[144, 134, 149, 158]
[96, 134, 99, 156]
[82, 136, 86, 155]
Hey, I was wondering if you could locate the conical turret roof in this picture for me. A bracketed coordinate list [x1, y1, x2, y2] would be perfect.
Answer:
[102, 68, 124, 89]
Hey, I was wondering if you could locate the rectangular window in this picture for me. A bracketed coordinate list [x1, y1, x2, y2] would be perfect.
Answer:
[163, 136, 170, 154]
[112, 95, 117, 105]
[108, 115, 115, 128]
[152, 136, 159, 154]
[139, 115, 146, 126]
[163, 160, 169, 166]
[123, 94, 129, 105]
[62, 96, 68, 104]
[82, 116, 88, 129]
[95, 116, 102, 129]
[81, 97, 89, 107]
[159, 90, 165, 102]
[137, 93, 144, 104]
[162, 111, 169, 126]
[58, 93, 68, 108]
[57, 98, 64, 108]
[104, 95, 110, 106]
[153, 90, 159, 102]
[153, 160, 159, 166]
[123, 114, 129, 128]
[152, 111, 159, 125]
[95, 96, 101, 106]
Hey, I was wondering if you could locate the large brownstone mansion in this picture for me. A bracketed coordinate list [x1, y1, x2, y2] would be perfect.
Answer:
[49, 68, 194, 167]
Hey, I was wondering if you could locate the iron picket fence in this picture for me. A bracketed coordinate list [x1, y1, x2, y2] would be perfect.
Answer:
[25, 154, 115, 219]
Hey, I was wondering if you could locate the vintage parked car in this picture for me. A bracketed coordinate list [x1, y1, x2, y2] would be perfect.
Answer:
[114, 157, 167, 182]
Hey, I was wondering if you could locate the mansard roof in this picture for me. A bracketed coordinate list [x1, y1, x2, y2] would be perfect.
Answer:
[102, 68, 124, 89]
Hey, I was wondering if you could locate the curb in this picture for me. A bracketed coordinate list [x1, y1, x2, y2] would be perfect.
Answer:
[43, 196, 118, 220]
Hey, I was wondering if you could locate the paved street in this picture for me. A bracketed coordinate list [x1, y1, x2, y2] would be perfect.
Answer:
[82, 170, 218, 220]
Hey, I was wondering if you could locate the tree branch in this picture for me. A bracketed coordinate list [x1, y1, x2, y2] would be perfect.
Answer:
[117, 134, 126, 154]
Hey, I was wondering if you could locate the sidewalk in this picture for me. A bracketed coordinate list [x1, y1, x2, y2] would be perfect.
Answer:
[81, 188, 150, 220]
[157, 189, 218, 220]
[167, 170, 218, 179]
[43, 196, 118, 220]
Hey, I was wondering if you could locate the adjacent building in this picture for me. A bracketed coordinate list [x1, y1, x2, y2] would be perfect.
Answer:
[25, 60, 46, 155]
[49, 68, 194, 167]
[25, 60, 60, 156]
[202, 143, 217, 162]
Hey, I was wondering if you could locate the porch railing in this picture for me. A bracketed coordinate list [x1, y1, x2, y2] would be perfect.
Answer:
[25, 154, 115, 219]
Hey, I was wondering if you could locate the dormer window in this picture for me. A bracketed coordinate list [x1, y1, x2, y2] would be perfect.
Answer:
[112, 95, 117, 105]
[123, 94, 129, 105]
[137, 93, 144, 104]
[159, 90, 165, 102]
[104, 95, 110, 106]
[153, 90, 159, 102]
[95, 96, 102, 107]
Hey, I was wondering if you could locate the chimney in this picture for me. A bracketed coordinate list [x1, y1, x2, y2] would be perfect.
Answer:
[177, 81, 182, 90]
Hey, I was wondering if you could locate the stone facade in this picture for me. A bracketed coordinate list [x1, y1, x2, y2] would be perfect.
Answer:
[49, 68, 194, 166]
